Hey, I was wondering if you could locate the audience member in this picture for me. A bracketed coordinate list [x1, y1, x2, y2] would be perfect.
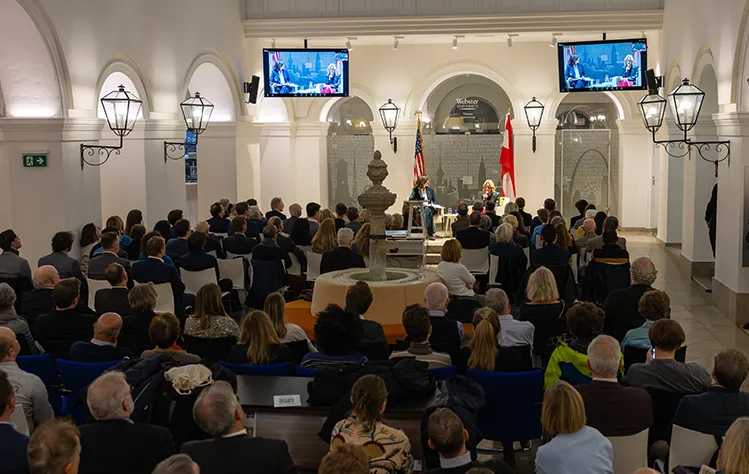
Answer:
[207, 202, 230, 234]
[289, 216, 312, 248]
[345, 207, 363, 235]
[105, 215, 133, 246]
[517, 267, 567, 362]
[268, 216, 306, 267]
[485, 288, 534, 349]
[252, 225, 292, 268]
[94, 263, 131, 316]
[184, 283, 239, 339]
[179, 232, 223, 284]
[426, 407, 512, 474]
[554, 221, 575, 255]
[602, 256, 657, 341]
[544, 302, 604, 388]
[392, 213, 404, 231]
[333, 202, 348, 230]
[229, 310, 292, 365]
[69, 313, 131, 362]
[166, 219, 191, 265]
[124, 209, 143, 237]
[121, 283, 158, 339]
[301, 305, 366, 370]
[0, 230, 33, 285]
[0, 368, 29, 474]
[0, 282, 41, 354]
[246, 206, 267, 237]
[425, 282, 464, 357]
[87, 232, 133, 286]
[38, 231, 85, 284]
[436, 239, 476, 298]
[123, 224, 147, 261]
[716, 417, 749, 474]
[222, 217, 257, 255]
[479, 216, 496, 241]
[35, 278, 97, 359]
[141, 313, 200, 363]
[593, 211, 608, 236]
[319, 208, 335, 223]
[306, 202, 322, 237]
[0, 327, 54, 431]
[344, 281, 388, 360]
[489, 224, 527, 283]
[573, 204, 597, 230]
[132, 236, 186, 317]
[575, 335, 653, 437]
[472, 201, 483, 214]
[673, 349, 749, 436]
[570, 199, 589, 229]
[588, 215, 627, 250]
[516, 197, 532, 228]
[628, 319, 712, 393]
[504, 201, 519, 215]
[331, 374, 413, 473]
[27, 419, 81, 474]
[502, 214, 528, 248]
[531, 224, 571, 266]
[154, 220, 173, 240]
[455, 212, 491, 250]
[531, 198, 556, 232]
[266, 197, 287, 221]
[319, 444, 369, 474]
[312, 218, 337, 255]
[139, 232, 177, 268]
[463, 308, 524, 372]
[264, 292, 316, 351]
[21, 266, 67, 326]
[79, 372, 176, 474]
[167, 210, 184, 230]
[152, 454, 200, 474]
[390, 304, 451, 368]
[182, 381, 296, 474]
[451, 203, 470, 235]
[536, 381, 613, 474]
[194, 221, 224, 258]
[530, 209, 550, 248]
[622, 290, 671, 349]
[485, 201, 500, 228]
[79, 223, 101, 275]
[591, 230, 629, 260]
[320, 228, 365, 274]
[574, 219, 598, 250]
[282, 202, 303, 234]
[352, 223, 371, 260]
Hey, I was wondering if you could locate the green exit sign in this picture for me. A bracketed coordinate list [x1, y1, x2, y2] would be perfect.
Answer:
[23, 154, 47, 168]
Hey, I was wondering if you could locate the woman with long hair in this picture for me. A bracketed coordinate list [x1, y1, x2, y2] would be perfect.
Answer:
[408, 175, 438, 239]
[79, 223, 101, 275]
[554, 222, 575, 252]
[124, 209, 143, 236]
[264, 292, 316, 351]
[105, 215, 132, 247]
[123, 224, 146, 261]
[184, 283, 239, 339]
[330, 374, 413, 474]
[482, 179, 499, 207]
[719, 417, 749, 474]
[290, 217, 312, 247]
[229, 310, 292, 365]
[463, 308, 524, 372]
[319, 208, 334, 223]
[353, 223, 371, 258]
[517, 267, 568, 364]
[312, 218, 337, 254]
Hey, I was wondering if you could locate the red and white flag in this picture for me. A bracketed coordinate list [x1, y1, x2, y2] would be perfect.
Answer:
[413, 114, 425, 185]
[499, 112, 516, 201]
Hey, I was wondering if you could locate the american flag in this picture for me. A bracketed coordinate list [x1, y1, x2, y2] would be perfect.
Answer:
[413, 114, 425, 185]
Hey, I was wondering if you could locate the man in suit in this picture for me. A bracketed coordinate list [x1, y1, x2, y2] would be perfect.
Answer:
[38, 231, 85, 281]
[282, 203, 303, 235]
[268, 217, 306, 267]
[35, 278, 98, 359]
[0, 369, 29, 474]
[344, 281, 389, 361]
[94, 263, 131, 316]
[455, 212, 491, 250]
[180, 231, 223, 282]
[194, 220, 224, 259]
[424, 282, 463, 357]
[207, 202, 230, 234]
[266, 197, 287, 221]
[574, 219, 598, 251]
[705, 162, 718, 257]
[320, 228, 365, 275]
[575, 335, 653, 437]
[345, 206, 363, 235]
[222, 216, 257, 256]
[132, 236, 186, 318]
[182, 381, 296, 474]
[252, 225, 292, 269]
[88, 232, 133, 288]
[426, 408, 513, 474]
[90, 227, 131, 259]
[531, 225, 571, 266]
[0, 229, 33, 288]
[247, 206, 268, 237]
[591, 230, 630, 260]
[602, 256, 656, 341]
[673, 349, 749, 437]
[69, 313, 131, 362]
[306, 202, 322, 237]
[450, 202, 470, 236]
[22, 265, 61, 327]
[334, 202, 348, 230]
[166, 219, 191, 266]
[229, 202, 259, 239]
[79, 372, 176, 474]
[485, 201, 501, 228]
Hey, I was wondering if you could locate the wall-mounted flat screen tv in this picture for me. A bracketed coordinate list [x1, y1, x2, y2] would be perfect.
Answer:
[557, 38, 648, 93]
[263, 48, 349, 98]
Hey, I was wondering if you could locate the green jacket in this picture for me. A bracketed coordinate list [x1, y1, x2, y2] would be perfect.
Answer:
[543, 340, 592, 389]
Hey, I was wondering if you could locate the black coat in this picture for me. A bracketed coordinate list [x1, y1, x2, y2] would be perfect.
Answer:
[252, 241, 292, 268]
[207, 216, 230, 234]
[320, 247, 365, 274]
[94, 287, 132, 316]
[277, 234, 306, 266]
[427, 460, 513, 474]
[530, 243, 570, 266]
[358, 319, 390, 361]
[455, 227, 491, 250]
[182, 435, 296, 474]
[223, 234, 257, 255]
[69, 340, 132, 362]
[132, 258, 185, 316]
[179, 251, 221, 281]
[576, 381, 653, 437]
[21, 288, 95, 330]
[266, 210, 287, 221]
[88, 252, 134, 288]
[673, 387, 749, 437]
[0, 424, 28, 474]
[602, 284, 652, 341]
[35, 309, 97, 359]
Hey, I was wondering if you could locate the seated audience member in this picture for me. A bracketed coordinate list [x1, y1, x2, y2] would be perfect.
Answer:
[312, 218, 337, 255]
[345, 281, 388, 360]
[320, 208, 335, 224]
[485, 288, 534, 349]
[427, 407, 512, 474]
[569, 199, 589, 229]
[544, 302, 604, 388]
[390, 304, 452, 368]
[352, 223, 371, 259]
[79, 372, 176, 474]
[622, 290, 671, 349]
[139, 232, 177, 268]
[0, 327, 55, 430]
[152, 454, 200, 474]
[229, 310, 292, 365]
[265, 292, 316, 351]
[79, 223, 101, 276]
[451, 203, 471, 235]
[673, 349, 749, 437]
[35, 278, 97, 359]
[531, 198, 556, 232]
[282, 202, 303, 234]
[463, 308, 525, 373]
[485, 200, 501, 228]
[301, 304, 366, 370]
[252, 224, 292, 269]
[38, 231, 85, 283]
[489, 223, 527, 273]
[0, 369, 30, 474]
[87, 232, 133, 285]
[153, 220, 173, 240]
[21, 265, 65, 325]
[182, 381, 296, 474]
[531, 224, 571, 266]
[331, 375, 413, 473]
[246, 206, 267, 237]
[472, 201, 484, 214]
[319, 444, 369, 474]
[91, 226, 131, 258]
[132, 236, 186, 317]
[345, 206, 363, 235]
[554, 221, 576, 255]
[184, 283, 239, 339]
[333, 202, 348, 230]
[306, 202, 322, 237]
[588, 215, 627, 250]
[590, 230, 629, 260]
[121, 283, 158, 338]
[94, 263, 132, 316]
[266, 197, 287, 221]
[69, 313, 131, 362]
[717, 417, 749, 474]
[516, 197, 533, 228]
[222, 216, 257, 255]
[501, 214, 528, 247]
[268, 216, 306, 267]
[530, 209, 550, 248]
[141, 313, 200, 363]
[166, 219, 191, 265]
[437, 239, 476, 298]
[320, 228, 365, 274]
[207, 202, 231, 234]
[593, 211, 607, 236]
[627, 319, 712, 393]
[231, 203, 258, 239]
[179, 231, 223, 283]
[167, 210, 184, 233]
[0, 229, 33, 285]
[479, 215, 495, 243]
[0, 282, 41, 354]
[575, 335, 653, 437]
[602, 257, 657, 341]
[574, 219, 598, 250]
[425, 282, 464, 356]
[105, 215, 134, 246]
[574, 205, 597, 230]
[536, 381, 613, 474]
[455, 212, 491, 250]
[194, 220, 225, 258]
[123, 224, 147, 261]
[517, 267, 567, 361]
[289, 216, 312, 248]
[27, 419, 81, 474]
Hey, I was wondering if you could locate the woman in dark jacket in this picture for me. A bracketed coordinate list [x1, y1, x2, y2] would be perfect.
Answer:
[229, 311, 292, 365]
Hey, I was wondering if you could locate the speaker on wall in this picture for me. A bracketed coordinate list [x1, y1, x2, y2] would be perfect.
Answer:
[245, 75, 260, 104]
[645, 69, 662, 94]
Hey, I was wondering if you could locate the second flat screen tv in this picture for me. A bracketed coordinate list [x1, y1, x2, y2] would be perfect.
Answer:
[263, 48, 349, 98]
[558, 38, 647, 93]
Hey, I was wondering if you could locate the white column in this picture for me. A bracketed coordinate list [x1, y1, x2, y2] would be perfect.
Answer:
[294, 123, 330, 209]
[259, 123, 294, 210]
[196, 122, 240, 221]
[98, 122, 148, 224]
[236, 121, 262, 209]
[617, 119, 654, 230]
[656, 120, 684, 244]
[144, 119, 188, 227]
[513, 119, 556, 212]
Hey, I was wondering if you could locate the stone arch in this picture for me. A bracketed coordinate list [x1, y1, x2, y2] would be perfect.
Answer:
[314, 83, 379, 123]
[93, 56, 153, 119]
[181, 50, 245, 121]
[693, 51, 720, 117]
[731, 0, 749, 107]
[254, 87, 293, 123]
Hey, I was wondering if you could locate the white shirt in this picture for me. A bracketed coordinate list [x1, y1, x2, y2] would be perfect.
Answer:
[0, 362, 54, 431]
[497, 314, 535, 349]
[223, 428, 248, 438]
[573, 65, 581, 79]
[436, 261, 475, 297]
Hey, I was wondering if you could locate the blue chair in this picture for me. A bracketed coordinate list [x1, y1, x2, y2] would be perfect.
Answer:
[218, 361, 292, 376]
[17, 354, 62, 416]
[56, 359, 119, 424]
[428, 366, 457, 381]
[468, 369, 544, 442]
[295, 366, 316, 377]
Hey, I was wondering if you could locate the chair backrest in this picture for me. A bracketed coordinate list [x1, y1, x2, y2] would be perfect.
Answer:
[288, 253, 302, 276]
[182, 335, 236, 362]
[608, 429, 649, 474]
[428, 366, 457, 381]
[623, 346, 688, 373]
[86, 277, 112, 310]
[55, 359, 118, 422]
[284, 340, 311, 366]
[11, 404, 29, 436]
[468, 369, 544, 442]
[144, 282, 175, 314]
[306, 252, 322, 281]
[461, 248, 489, 274]
[446, 296, 482, 324]
[217, 258, 245, 290]
[295, 366, 315, 377]
[648, 388, 688, 444]
[207, 250, 217, 258]
[218, 361, 293, 376]
[668, 425, 720, 474]
[582, 260, 631, 304]
[181, 268, 218, 296]
[489, 254, 499, 284]
[17, 354, 62, 416]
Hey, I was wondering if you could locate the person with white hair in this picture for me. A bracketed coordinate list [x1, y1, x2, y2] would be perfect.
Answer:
[282, 202, 303, 234]
[575, 218, 598, 250]
[485, 288, 534, 349]
[0, 282, 42, 354]
[152, 454, 200, 474]
[575, 335, 653, 437]
[320, 227, 365, 274]
[489, 223, 527, 294]
[587, 215, 627, 251]
[21, 265, 73, 326]
[182, 381, 296, 474]
[602, 256, 658, 341]
[246, 205, 267, 237]
[79, 371, 176, 474]
[424, 282, 464, 356]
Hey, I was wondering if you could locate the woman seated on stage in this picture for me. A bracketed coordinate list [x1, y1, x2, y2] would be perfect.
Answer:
[436, 239, 476, 298]
[229, 310, 293, 365]
[483, 179, 499, 208]
[408, 175, 438, 240]
[311, 218, 337, 254]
